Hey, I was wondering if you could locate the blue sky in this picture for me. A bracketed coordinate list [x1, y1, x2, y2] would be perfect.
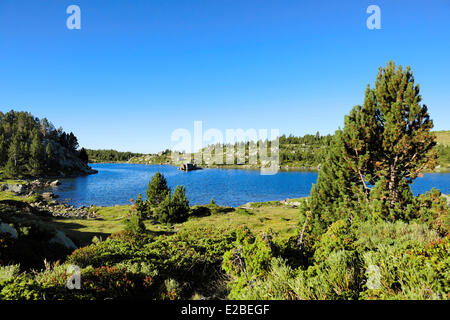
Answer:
[0, 0, 449, 153]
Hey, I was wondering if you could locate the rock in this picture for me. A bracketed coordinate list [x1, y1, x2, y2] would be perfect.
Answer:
[42, 192, 57, 199]
[0, 223, 18, 239]
[179, 163, 202, 171]
[49, 231, 77, 250]
[2, 183, 27, 194]
[49, 180, 61, 187]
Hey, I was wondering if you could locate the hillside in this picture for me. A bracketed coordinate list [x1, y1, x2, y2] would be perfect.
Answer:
[435, 131, 450, 171]
[124, 131, 449, 171]
[0, 110, 97, 179]
[436, 130, 450, 146]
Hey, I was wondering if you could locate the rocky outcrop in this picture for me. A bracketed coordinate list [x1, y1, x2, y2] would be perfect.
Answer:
[29, 201, 100, 219]
[45, 139, 98, 177]
[42, 192, 58, 200]
[179, 163, 202, 171]
[1, 179, 66, 196]
[1, 183, 27, 195]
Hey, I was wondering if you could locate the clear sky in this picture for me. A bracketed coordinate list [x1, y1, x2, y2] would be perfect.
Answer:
[0, 0, 449, 153]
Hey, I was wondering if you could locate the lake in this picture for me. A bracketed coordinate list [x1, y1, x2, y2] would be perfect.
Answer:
[46, 163, 450, 208]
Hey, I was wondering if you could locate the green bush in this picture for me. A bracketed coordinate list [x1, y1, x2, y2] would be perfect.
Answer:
[361, 237, 449, 299]
[155, 186, 190, 224]
[123, 194, 147, 234]
[222, 227, 274, 299]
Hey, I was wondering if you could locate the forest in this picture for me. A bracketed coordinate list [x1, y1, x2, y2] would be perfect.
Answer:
[85, 149, 144, 163]
[0, 111, 91, 178]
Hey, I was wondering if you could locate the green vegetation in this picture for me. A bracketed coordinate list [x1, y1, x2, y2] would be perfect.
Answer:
[146, 171, 170, 207]
[85, 149, 144, 163]
[119, 131, 449, 172]
[0, 110, 91, 178]
[0, 62, 449, 300]
[435, 131, 450, 171]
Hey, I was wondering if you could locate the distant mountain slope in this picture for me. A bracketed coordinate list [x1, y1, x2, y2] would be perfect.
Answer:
[435, 130, 450, 146]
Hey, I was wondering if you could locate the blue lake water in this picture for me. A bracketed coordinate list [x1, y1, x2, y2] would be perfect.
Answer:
[48, 163, 450, 208]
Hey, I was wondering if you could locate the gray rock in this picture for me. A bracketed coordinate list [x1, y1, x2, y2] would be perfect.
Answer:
[2, 184, 27, 194]
[42, 192, 57, 199]
[49, 180, 61, 187]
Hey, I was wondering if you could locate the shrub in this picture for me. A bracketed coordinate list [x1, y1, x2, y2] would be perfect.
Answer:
[222, 227, 273, 299]
[361, 237, 449, 299]
[124, 194, 147, 234]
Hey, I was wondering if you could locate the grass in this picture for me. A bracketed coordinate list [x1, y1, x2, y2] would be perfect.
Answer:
[0, 186, 300, 247]
[181, 205, 299, 240]
[435, 130, 450, 146]
[47, 205, 131, 246]
[51, 203, 300, 246]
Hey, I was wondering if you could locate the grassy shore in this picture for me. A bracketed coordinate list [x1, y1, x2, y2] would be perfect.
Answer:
[0, 181, 302, 247]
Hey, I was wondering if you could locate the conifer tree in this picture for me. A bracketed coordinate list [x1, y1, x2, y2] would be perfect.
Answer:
[5, 134, 23, 177]
[170, 185, 190, 221]
[306, 61, 437, 227]
[45, 143, 54, 169]
[369, 62, 436, 208]
[78, 147, 89, 164]
[154, 185, 190, 224]
[27, 130, 44, 176]
[146, 172, 171, 206]
[0, 130, 7, 167]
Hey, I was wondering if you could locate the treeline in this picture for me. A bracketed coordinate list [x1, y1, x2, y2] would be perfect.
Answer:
[85, 149, 144, 163]
[279, 133, 333, 166]
[0, 110, 87, 178]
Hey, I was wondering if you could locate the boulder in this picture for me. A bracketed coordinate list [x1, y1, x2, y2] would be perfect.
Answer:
[49, 231, 77, 250]
[0, 223, 18, 239]
[49, 180, 61, 187]
[42, 192, 58, 199]
[2, 183, 27, 194]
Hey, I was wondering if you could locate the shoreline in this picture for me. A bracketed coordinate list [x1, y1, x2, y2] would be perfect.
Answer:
[90, 161, 320, 172]
[89, 161, 450, 173]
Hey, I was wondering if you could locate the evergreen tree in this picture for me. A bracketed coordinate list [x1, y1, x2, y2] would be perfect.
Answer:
[155, 193, 172, 224]
[369, 62, 436, 209]
[0, 110, 89, 178]
[0, 130, 7, 167]
[5, 134, 23, 177]
[27, 130, 44, 176]
[146, 172, 171, 206]
[124, 194, 147, 234]
[154, 186, 190, 224]
[45, 143, 53, 169]
[78, 147, 89, 164]
[170, 185, 190, 221]
[305, 61, 438, 228]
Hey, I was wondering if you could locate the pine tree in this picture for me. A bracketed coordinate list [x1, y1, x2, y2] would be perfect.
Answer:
[369, 61, 436, 208]
[5, 134, 23, 177]
[45, 143, 53, 169]
[0, 131, 7, 167]
[305, 61, 437, 228]
[78, 147, 89, 164]
[155, 193, 172, 223]
[124, 194, 147, 234]
[170, 185, 190, 222]
[27, 130, 44, 176]
[154, 186, 190, 224]
[146, 171, 171, 207]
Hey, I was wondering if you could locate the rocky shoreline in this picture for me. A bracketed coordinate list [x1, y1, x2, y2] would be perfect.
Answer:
[1, 178, 100, 220]
[29, 200, 100, 219]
